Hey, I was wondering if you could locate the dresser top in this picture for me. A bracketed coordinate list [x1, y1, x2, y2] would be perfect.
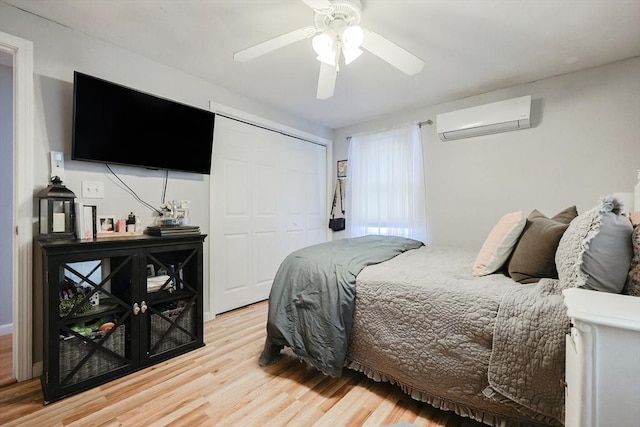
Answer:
[563, 288, 640, 331]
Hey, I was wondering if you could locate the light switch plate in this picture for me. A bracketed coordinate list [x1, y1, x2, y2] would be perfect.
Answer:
[81, 181, 105, 199]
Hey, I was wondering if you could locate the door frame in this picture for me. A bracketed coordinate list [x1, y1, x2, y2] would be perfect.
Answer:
[0, 31, 34, 381]
[207, 101, 333, 320]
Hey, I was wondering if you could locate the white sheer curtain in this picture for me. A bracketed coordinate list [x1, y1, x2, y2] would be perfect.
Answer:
[345, 125, 427, 243]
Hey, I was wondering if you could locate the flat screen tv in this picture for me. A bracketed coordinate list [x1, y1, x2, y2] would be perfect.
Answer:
[72, 71, 215, 174]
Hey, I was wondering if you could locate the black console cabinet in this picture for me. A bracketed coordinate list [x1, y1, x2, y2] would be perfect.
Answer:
[37, 234, 206, 403]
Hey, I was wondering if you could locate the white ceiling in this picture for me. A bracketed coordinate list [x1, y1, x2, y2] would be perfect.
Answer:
[4, 0, 640, 129]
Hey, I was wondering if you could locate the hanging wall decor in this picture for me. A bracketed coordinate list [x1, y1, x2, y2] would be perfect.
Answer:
[337, 159, 348, 178]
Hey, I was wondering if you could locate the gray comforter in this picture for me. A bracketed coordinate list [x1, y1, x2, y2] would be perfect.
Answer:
[348, 246, 568, 426]
[264, 235, 424, 376]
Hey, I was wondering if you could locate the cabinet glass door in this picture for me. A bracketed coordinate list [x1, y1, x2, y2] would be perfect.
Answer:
[144, 248, 200, 358]
[56, 255, 134, 386]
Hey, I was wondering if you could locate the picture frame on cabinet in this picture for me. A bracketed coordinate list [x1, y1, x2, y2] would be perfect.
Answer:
[97, 215, 116, 233]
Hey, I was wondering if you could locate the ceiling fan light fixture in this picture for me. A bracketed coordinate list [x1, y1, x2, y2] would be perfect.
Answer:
[342, 25, 364, 50]
[343, 46, 362, 65]
[313, 33, 334, 57]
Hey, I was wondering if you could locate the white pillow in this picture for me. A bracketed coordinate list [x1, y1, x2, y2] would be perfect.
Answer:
[473, 211, 526, 276]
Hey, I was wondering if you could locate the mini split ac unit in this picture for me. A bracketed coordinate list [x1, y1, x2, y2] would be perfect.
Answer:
[436, 95, 531, 141]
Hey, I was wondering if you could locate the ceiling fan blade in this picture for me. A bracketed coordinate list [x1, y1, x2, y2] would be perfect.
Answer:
[361, 28, 424, 76]
[317, 62, 337, 100]
[302, 0, 332, 11]
[234, 26, 316, 62]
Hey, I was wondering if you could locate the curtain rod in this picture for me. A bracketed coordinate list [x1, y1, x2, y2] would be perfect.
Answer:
[345, 119, 433, 141]
[215, 113, 325, 147]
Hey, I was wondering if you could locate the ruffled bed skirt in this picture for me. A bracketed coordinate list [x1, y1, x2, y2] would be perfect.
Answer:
[346, 359, 560, 427]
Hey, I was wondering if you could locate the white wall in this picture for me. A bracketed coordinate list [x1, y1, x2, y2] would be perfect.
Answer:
[0, 2, 332, 365]
[0, 61, 13, 332]
[334, 57, 640, 249]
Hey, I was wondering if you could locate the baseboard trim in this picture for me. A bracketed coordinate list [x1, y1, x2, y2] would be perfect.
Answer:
[0, 376, 16, 388]
[0, 323, 13, 336]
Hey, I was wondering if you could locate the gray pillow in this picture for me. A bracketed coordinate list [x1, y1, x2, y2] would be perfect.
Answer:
[622, 224, 640, 296]
[556, 196, 633, 293]
[507, 206, 578, 284]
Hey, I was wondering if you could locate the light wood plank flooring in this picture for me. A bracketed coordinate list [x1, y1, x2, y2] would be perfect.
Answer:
[0, 333, 15, 387]
[0, 301, 483, 427]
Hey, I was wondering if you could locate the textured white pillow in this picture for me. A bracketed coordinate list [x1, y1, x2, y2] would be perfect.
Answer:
[556, 196, 633, 292]
[473, 211, 526, 276]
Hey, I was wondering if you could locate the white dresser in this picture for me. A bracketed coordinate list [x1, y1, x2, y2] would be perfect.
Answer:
[562, 288, 640, 427]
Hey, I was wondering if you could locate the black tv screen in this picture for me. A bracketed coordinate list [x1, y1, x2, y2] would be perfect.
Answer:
[72, 71, 215, 174]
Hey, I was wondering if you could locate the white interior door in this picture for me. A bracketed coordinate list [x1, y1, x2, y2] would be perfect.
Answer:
[211, 116, 327, 314]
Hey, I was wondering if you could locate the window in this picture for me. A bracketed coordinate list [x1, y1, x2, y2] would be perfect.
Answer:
[345, 125, 427, 243]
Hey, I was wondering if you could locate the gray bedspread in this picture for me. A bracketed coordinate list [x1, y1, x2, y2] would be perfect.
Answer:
[348, 246, 568, 426]
[265, 235, 424, 376]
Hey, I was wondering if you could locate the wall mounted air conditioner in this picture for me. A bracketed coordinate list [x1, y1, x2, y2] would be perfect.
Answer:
[436, 95, 531, 141]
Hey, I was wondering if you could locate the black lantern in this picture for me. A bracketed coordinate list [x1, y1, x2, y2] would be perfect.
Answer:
[37, 176, 76, 240]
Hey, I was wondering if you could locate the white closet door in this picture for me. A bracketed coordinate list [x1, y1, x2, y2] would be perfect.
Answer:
[211, 116, 327, 314]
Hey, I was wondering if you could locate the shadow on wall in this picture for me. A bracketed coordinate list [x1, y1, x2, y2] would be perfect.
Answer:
[36, 75, 73, 157]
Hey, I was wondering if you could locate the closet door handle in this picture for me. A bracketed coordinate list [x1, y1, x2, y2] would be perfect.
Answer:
[133, 302, 140, 315]
[140, 301, 148, 314]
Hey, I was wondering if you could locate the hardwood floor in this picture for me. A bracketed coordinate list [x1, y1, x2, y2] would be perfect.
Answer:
[0, 301, 483, 427]
[0, 333, 15, 387]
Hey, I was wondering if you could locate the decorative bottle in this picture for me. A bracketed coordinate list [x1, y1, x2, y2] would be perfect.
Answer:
[126, 212, 136, 232]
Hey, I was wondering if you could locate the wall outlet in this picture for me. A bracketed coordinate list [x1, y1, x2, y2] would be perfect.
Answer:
[81, 181, 105, 199]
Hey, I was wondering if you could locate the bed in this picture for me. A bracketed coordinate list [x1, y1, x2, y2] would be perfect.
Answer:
[259, 197, 638, 427]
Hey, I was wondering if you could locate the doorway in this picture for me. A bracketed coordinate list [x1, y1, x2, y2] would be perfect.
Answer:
[0, 30, 34, 382]
[0, 49, 14, 385]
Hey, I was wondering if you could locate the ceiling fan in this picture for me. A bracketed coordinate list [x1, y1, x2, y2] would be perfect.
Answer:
[233, 0, 425, 100]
